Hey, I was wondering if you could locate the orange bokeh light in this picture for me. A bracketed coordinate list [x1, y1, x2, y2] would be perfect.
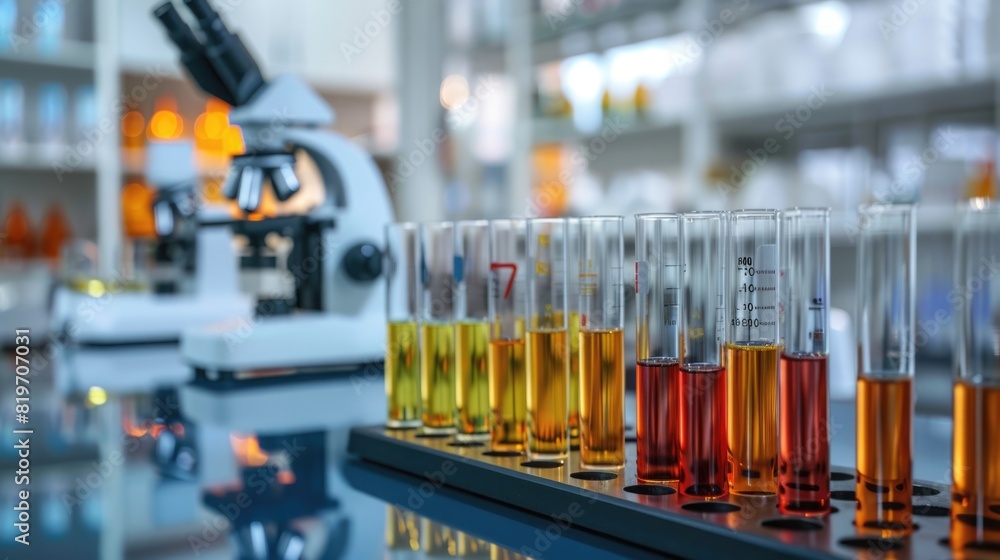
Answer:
[121, 182, 156, 239]
[121, 111, 145, 138]
[222, 125, 245, 155]
[148, 110, 184, 140]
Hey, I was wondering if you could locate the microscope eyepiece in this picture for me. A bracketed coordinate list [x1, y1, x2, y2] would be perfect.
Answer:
[179, 0, 265, 106]
[152, 0, 265, 107]
[152, 1, 238, 105]
[154, 2, 200, 53]
[183, 0, 229, 45]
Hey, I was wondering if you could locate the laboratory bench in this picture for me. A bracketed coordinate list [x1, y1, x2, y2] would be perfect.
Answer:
[1, 348, 965, 560]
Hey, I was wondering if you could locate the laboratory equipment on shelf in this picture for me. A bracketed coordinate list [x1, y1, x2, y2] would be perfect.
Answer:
[678, 212, 728, 498]
[856, 203, 916, 536]
[725, 209, 780, 496]
[634, 214, 682, 482]
[49, 138, 252, 402]
[525, 218, 571, 460]
[419, 221, 457, 435]
[577, 216, 626, 469]
[488, 219, 528, 452]
[155, 0, 393, 376]
[0, 202, 52, 339]
[951, 198, 1000, 551]
[50, 139, 251, 347]
[455, 221, 491, 442]
[384, 222, 421, 428]
[778, 208, 831, 515]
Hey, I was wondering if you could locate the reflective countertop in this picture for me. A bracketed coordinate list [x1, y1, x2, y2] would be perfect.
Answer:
[0, 347, 958, 560]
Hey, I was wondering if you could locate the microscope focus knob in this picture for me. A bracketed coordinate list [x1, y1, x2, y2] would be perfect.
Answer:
[343, 243, 383, 282]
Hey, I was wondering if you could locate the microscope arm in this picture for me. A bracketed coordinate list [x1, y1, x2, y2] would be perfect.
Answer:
[281, 127, 393, 318]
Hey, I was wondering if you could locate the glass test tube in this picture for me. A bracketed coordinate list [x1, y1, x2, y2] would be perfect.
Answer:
[385, 222, 422, 428]
[679, 212, 728, 497]
[567, 217, 582, 446]
[488, 219, 528, 452]
[419, 222, 457, 434]
[778, 208, 831, 515]
[635, 214, 683, 482]
[726, 209, 780, 496]
[578, 216, 626, 469]
[951, 198, 1000, 550]
[856, 204, 916, 536]
[525, 218, 570, 459]
[455, 221, 491, 442]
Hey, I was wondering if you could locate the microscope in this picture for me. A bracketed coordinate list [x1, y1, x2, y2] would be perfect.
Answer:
[155, 0, 392, 376]
[152, 2, 391, 557]
[50, 136, 253, 396]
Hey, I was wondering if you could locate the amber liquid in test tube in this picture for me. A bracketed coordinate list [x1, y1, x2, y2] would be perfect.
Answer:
[488, 220, 527, 452]
[726, 210, 780, 496]
[455, 221, 491, 442]
[679, 212, 728, 497]
[385, 223, 421, 428]
[635, 214, 682, 481]
[577, 217, 626, 469]
[856, 204, 916, 536]
[567, 218, 582, 447]
[951, 199, 1000, 550]
[778, 209, 831, 515]
[419, 222, 457, 434]
[525, 218, 570, 459]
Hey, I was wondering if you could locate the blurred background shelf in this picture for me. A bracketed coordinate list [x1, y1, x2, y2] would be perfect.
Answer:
[0, 39, 97, 71]
[532, 113, 684, 144]
[714, 74, 998, 134]
[0, 144, 96, 172]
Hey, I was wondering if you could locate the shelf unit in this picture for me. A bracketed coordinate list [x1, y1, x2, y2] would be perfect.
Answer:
[0, 39, 97, 70]
[0, 144, 96, 172]
[505, 0, 1000, 223]
[0, 0, 120, 276]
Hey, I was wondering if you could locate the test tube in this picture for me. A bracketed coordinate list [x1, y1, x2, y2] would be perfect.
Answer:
[488, 219, 528, 452]
[634, 214, 682, 482]
[567, 217, 582, 447]
[385, 222, 421, 428]
[726, 209, 780, 496]
[455, 220, 491, 442]
[525, 218, 570, 460]
[578, 216, 626, 469]
[951, 198, 1000, 550]
[856, 203, 916, 536]
[419, 222, 457, 434]
[679, 212, 728, 497]
[778, 208, 830, 515]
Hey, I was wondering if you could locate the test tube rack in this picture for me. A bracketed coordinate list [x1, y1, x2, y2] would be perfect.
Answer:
[348, 425, 959, 560]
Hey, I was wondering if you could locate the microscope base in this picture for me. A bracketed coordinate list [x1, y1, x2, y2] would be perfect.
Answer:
[179, 365, 385, 434]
